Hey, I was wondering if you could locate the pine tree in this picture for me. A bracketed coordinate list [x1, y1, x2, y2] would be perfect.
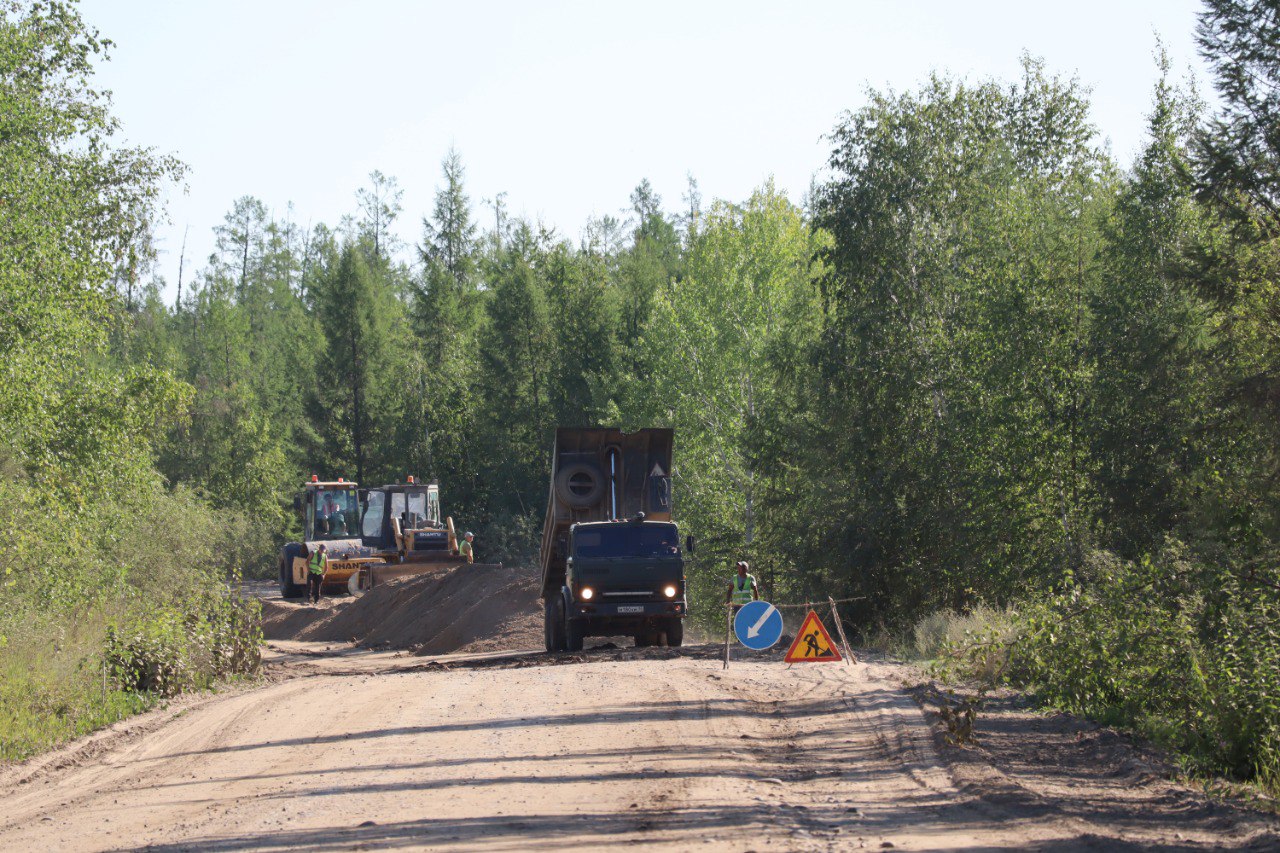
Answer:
[475, 239, 554, 521]
[617, 180, 682, 343]
[1088, 60, 1216, 554]
[1195, 0, 1280, 230]
[309, 244, 397, 485]
[417, 149, 479, 343]
[405, 150, 483, 507]
[356, 170, 404, 262]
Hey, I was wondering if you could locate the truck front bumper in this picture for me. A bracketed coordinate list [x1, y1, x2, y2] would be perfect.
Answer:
[573, 600, 686, 618]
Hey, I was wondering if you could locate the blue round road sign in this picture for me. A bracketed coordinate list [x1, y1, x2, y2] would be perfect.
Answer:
[734, 600, 784, 650]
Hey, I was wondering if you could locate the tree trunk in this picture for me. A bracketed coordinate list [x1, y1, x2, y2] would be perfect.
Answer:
[351, 329, 364, 486]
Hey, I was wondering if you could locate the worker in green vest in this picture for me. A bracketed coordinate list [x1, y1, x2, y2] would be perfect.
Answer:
[459, 531, 475, 564]
[725, 560, 758, 613]
[307, 543, 327, 605]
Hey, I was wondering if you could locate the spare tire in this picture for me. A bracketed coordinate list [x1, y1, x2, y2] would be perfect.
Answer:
[555, 462, 604, 508]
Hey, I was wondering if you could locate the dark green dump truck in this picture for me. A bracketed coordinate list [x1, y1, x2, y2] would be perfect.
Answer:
[540, 427, 691, 651]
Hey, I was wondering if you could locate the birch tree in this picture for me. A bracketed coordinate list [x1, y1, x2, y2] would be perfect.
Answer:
[640, 182, 826, 601]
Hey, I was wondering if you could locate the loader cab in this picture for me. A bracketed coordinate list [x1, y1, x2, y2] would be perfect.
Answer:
[360, 479, 450, 555]
[301, 481, 361, 542]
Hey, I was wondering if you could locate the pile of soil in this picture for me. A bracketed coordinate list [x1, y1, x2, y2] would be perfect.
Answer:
[259, 563, 543, 654]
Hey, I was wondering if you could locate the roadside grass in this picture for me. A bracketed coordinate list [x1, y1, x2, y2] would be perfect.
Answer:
[902, 604, 1280, 810]
[863, 605, 1021, 682]
[0, 481, 267, 766]
[909, 604, 1020, 681]
[0, 591, 263, 765]
[0, 636, 150, 763]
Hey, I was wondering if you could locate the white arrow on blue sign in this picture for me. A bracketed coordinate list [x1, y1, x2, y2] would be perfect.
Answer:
[734, 600, 784, 650]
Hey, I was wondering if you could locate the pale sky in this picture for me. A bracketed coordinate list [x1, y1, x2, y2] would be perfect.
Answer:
[81, 1, 1212, 300]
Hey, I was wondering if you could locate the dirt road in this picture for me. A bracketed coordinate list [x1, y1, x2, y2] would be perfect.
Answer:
[2, 640, 1276, 852]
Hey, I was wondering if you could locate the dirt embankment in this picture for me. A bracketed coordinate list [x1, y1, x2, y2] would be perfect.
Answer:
[259, 562, 543, 654]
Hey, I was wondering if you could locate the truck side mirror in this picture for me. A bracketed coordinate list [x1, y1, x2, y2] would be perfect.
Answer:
[685, 535, 696, 555]
[293, 494, 303, 512]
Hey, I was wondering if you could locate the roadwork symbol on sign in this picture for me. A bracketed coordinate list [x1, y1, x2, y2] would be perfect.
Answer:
[784, 610, 843, 663]
[734, 600, 783, 650]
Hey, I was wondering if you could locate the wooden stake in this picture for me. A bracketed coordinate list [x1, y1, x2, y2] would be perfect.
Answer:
[829, 596, 857, 665]
[723, 604, 732, 669]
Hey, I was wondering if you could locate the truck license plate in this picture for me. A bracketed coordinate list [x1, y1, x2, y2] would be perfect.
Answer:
[617, 605, 645, 614]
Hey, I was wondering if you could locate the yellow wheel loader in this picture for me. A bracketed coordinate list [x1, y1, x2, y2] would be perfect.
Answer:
[345, 477, 469, 594]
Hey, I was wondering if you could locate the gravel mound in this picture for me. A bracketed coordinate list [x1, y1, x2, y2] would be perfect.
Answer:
[260, 563, 543, 654]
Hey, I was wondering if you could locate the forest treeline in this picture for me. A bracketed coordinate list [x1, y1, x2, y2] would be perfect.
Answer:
[4, 0, 1279, 787]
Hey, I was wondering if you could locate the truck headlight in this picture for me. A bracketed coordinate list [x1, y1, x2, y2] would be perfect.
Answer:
[579, 586, 594, 601]
[663, 585, 678, 599]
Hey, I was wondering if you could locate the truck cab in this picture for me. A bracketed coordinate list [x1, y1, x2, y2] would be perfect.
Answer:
[561, 517, 687, 648]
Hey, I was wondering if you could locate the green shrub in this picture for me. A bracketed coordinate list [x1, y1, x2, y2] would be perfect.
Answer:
[104, 614, 192, 696]
[104, 591, 262, 697]
[1006, 543, 1280, 791]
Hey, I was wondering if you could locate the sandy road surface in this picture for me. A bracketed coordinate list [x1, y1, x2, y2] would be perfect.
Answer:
[1, 644, 1276, 852]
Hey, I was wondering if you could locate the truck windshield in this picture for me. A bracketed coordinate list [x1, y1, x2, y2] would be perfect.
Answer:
[574, 524, 680, 559]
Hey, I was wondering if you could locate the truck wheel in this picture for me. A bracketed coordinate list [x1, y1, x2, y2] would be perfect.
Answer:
[545, 598, 566, 652]
[543, 600, 553, 651]
[664, 619, 684, 648]
[565, 610, 585, 652]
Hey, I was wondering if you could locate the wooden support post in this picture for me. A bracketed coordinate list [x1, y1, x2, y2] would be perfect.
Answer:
[829, 596, 857, 665]
[723, 604, 732, 669]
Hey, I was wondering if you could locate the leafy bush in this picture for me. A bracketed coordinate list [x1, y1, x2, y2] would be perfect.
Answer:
[1004, 543, 1280, 791]
[104, 615, 192, 696]
[104, 591, 261, 697]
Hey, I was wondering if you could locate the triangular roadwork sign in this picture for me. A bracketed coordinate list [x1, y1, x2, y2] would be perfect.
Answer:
[784, 610, 843, 663]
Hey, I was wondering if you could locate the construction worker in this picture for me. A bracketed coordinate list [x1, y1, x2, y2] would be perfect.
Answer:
[329, 509, 348, 537]
[725, 560, 758, 613]
[307, 543, 327, 605]
[459, 531, 475, 564]
[318, 491, 340, 532]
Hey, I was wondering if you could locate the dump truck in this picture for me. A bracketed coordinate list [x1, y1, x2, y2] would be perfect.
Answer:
[540, 427, 691, 651]
[279, 475, 492, 599]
